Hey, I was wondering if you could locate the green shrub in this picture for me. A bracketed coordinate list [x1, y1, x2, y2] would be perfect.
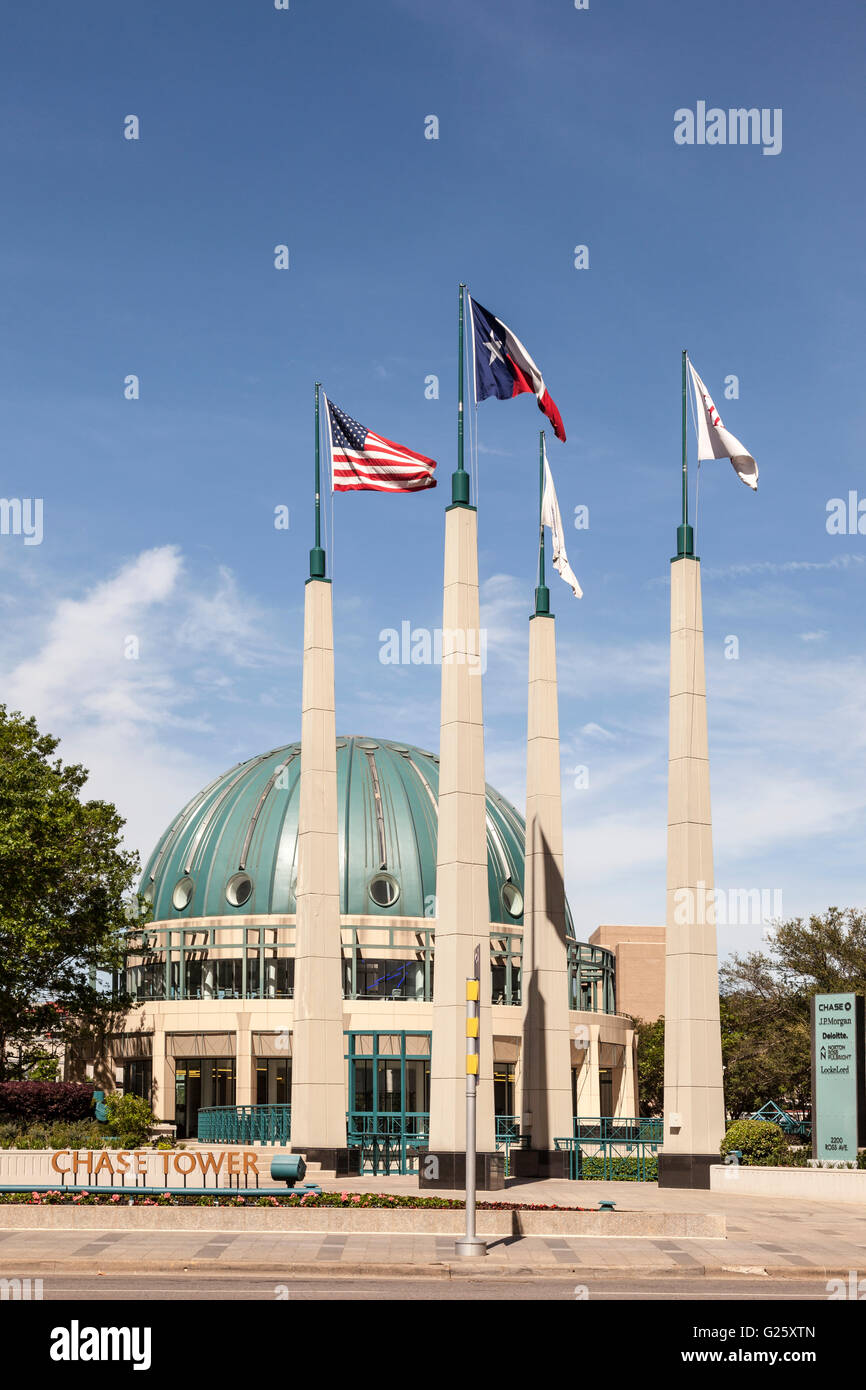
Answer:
[783, 1145, 811, 1167]
[0, 1120, 21, 1149]
[721, 1119, 788, 1166]
[579, 1154, 659, 1181]
[28, 1055, 60, 1082]
[103, 1093, 154, 1146]
[0, 1120, 106, 1150]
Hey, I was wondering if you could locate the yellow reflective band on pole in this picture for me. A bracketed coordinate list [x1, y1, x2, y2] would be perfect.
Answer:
[466, 1018, 479, 1038]
[466, 1055, 478, 1074]
[466, 980, 479, 1001]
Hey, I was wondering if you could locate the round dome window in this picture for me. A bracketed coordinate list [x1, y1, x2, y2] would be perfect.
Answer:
[226, 873, 253, 907]
[172, 876, 194, 911]
[368, 872, 400, 908]
[501, 880, 523, 918]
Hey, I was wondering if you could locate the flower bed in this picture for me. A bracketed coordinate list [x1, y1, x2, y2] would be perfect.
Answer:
[0, 1190, 587, 1210]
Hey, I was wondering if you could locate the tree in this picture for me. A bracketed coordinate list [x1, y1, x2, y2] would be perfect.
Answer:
[631, 911, 866, 1120]
[630, 1015, 664, 1116]
[720, 908, 866, 1117]
[0, 706, 139, 1081]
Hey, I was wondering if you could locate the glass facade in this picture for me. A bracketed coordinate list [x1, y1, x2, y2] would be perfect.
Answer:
[123, 927, 616, 1012]
[127, 955, 294, 1002]
[599, 1067, 614, 1118]
[174, 1058, 235, 1139]
[568, 943, 616, 1014]
[122, 1059, 152, 1102]
[494, 1064, 516, 1116]
[255, 1057, 291, 1106]
[344, 959, 430, 1000]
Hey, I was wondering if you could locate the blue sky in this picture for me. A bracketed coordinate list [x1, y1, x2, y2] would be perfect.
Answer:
[2, 0, 865, 956]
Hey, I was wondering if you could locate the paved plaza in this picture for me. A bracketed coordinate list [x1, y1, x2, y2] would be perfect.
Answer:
[2, 1177, 864, 1284]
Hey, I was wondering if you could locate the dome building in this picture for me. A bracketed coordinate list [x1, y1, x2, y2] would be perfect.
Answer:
[109, 407, 647, 1188]
[116, 735, 636, 1159]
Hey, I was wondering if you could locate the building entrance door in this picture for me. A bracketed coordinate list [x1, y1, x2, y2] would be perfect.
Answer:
[599, 1067, 614, 1119]
[174, 1057, 236, 1139]
[347, 1032, 431, 1174]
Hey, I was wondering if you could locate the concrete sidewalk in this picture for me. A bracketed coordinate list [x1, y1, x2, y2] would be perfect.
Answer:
[1, 1178, 864, 1282]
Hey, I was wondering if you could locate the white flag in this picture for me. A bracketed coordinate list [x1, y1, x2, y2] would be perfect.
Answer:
[688, 360, 758, 491]
[541, 440, 582, 598]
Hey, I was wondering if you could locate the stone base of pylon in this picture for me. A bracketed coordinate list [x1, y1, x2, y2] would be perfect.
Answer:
[657, 1152, 717, 1189]
[509, 1148, 571, 1180]
[298, 1147, 354, 1177]
[417, 1151, 506, 1191]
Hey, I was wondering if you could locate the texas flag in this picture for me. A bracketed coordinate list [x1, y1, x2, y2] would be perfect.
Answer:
[468, 296, 566, 442]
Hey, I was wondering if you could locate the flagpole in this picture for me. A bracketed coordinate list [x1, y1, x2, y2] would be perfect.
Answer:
[453, 283, 470, 507]
[535, 430, 550, 616]
[310, 381, 327, 579]
[677, 350, 694, 559]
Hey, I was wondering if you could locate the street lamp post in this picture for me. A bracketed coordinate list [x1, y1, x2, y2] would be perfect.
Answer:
[455, 944, 487, 1257]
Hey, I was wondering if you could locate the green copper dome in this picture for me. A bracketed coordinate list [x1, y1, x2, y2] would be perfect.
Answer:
[141, 736, 574, 932]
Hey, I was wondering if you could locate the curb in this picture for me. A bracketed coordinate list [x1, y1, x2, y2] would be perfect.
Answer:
[5, 1257, 849, 1282]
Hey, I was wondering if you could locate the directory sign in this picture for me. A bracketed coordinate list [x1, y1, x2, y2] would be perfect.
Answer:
[811, 994, 863, 1161]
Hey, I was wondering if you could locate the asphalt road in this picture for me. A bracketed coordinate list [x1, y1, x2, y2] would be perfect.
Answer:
[29, 1274, 835, 1300]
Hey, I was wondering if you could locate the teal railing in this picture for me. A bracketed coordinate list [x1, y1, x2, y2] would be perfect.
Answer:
[197, 1104, 292, 1146]
[749, 1101, 811, 1138]
[573, 1116, 663, 1142]
[494, 1115, 529, 1176]
[555, 1116, 664, 1180]
[346, 1113, 429, 1176]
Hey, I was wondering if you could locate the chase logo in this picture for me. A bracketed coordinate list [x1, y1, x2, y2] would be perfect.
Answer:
[49, 1321, 152, 1372]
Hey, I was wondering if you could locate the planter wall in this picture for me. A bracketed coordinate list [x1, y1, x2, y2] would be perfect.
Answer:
[0, 1204, 724, 1238]
[709, 1163, 866, 1204]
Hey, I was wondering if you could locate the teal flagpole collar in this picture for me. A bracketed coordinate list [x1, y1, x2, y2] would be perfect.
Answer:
[534, 429, 551, 615]
[676, 349, 695, 560]
[310, 380, 327, 579]
[451, 283, 471, 507]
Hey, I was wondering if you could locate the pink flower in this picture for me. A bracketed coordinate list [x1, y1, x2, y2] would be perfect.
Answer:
[351, 1195, 361, 1204]
[111, 1194, 121, 1203]
[341, 1191, 349, 1201]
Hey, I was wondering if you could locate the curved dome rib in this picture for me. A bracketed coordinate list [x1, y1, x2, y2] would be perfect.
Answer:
[141, 735, 574, 931]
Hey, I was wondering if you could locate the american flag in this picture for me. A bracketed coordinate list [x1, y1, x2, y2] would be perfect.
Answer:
[323, 394, 437, 493]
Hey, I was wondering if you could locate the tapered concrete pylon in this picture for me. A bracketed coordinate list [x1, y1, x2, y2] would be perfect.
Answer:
[424, 502, 497, 1185]
[518, 612, 573, 1167]
[658, 556, 726, 1188]
[290, 578, 347, 1163]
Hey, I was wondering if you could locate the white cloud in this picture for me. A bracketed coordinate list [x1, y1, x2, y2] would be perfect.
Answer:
[580, 721, 617, 741]
[704, 554, 866, 580]
[1, 547, 293, 872]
